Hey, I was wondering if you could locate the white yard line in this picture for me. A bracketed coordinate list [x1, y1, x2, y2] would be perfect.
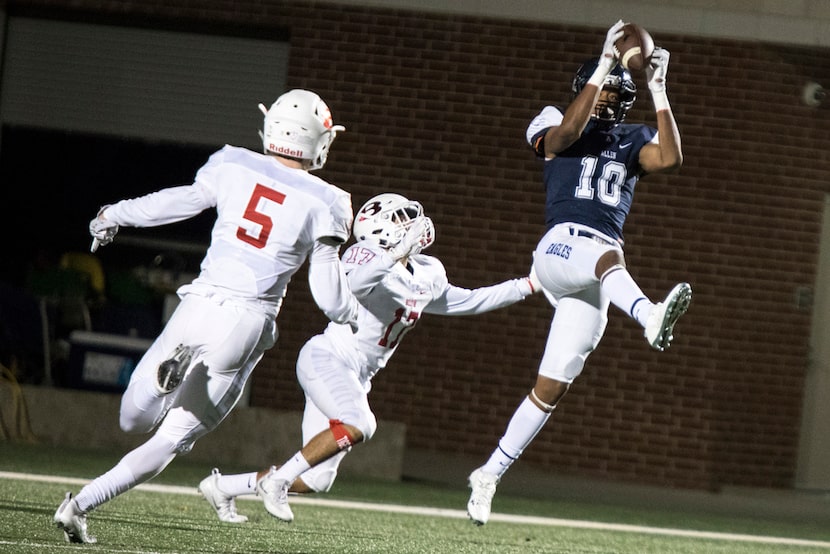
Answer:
[4, 471, 829, 549]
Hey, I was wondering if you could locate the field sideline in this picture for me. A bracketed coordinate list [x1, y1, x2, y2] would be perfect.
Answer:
[2, 469, 829, 552]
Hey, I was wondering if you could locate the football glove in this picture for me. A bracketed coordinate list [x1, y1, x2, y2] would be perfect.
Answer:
[646, 46, 670, 93]
[599, 20, 626, 70]
[89, 206, 119, 252]
[347, 314, 359, 334]
[528, 262, 543, 294]
[388, 217, 434, 261]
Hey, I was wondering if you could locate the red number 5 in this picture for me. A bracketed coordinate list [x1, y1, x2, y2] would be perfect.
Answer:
[236, 184, 286, 249]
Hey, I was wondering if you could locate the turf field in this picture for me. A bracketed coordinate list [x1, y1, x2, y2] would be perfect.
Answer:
[1, 442, 829, 553]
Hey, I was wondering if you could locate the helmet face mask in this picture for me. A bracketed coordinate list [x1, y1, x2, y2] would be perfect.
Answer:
[353, 193, 432, 250]
[259, 89, 345, 170]
[571, 59, 636, 127]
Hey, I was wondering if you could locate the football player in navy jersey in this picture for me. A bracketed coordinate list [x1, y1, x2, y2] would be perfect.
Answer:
[466, 20, 692, 525]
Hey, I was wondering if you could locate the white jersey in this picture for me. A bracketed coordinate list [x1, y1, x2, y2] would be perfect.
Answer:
[103, 145, 353, 314]
[320, 239, 534, 382]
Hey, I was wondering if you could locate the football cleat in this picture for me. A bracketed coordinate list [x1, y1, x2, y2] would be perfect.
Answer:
[198, 468, 249, 523]
[256, 468, 294, 522]
[645, 282, 692, 351]
[467, 467, 500, 526]
[156, 344, 193, 395]
[54, 492, 96, 544]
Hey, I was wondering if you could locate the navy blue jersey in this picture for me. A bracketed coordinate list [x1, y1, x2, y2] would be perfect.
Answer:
[531, 117, 657, 241]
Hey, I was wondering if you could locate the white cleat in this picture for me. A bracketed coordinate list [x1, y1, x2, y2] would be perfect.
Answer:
[256, 468, 294, 522]
[156, 344, 193, 394]
[54, 492, 96, 544]
[198, 468, 249, 523]
[467, 468, 500, 526]
[645, 282, 692, 351]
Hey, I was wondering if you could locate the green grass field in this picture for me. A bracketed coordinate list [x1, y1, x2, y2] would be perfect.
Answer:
[1, 441, 829, 553]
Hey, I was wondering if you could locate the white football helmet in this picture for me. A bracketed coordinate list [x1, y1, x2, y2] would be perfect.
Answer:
[353, 193, 434, 251]
[258, 89, 345, 170]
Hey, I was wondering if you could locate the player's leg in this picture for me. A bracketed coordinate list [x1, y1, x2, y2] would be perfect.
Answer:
[257, 336, 373, 522]
[118, 296, 209, 433]
[467, 287, 608, 526]
[55, 432, 179, 543]
[596, 250, 692, 351]
[595, 249, 651, 325]
[293, 394, 351, 493]
[200, 385, 349, 524]
[55, 297, 228, 542]
[159, 301, 273, 451]
[181, 308, 275, 525]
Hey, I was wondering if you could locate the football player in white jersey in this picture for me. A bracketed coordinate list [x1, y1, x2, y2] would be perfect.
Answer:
[196, 193, 542, 524]
[53, 89, 360, 544]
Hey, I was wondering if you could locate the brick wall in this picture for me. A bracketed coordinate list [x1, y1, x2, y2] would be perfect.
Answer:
[9, 0, 830, 490]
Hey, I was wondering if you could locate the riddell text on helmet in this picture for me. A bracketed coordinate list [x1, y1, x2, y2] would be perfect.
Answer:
[271, 144, 304, 158]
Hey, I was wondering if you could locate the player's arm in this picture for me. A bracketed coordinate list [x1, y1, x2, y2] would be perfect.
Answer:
[638, 47, 683, 174]
[425, 277, 535, 316]
[344, 244, 397, 299]
[543, 20, 625, 157]
[89, 184, 213, 251]
[308, 238, 360, 328]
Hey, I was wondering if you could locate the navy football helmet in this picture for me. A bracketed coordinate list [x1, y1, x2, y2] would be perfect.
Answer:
[571, 58, 636, 126]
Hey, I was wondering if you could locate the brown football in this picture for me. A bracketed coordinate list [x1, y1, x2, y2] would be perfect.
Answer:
[614, 23, 654, 71]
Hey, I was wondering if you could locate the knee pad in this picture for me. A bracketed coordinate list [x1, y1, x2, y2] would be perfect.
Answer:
[361, 413, 378, 441]
[299, 462, 341, 493]
[335, 409, 377, 442]
[538, 325, 602, 383]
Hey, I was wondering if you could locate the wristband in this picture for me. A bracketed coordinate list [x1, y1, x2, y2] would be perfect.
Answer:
[587, 60, 612, 88]
[651, 90, 670, 112]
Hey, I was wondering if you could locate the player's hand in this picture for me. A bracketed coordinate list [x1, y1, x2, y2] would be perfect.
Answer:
[347, 315, 359, 334]
[89, 210, 119, 252]
[646, 46, 670, 93]
[389, 217, 434, 261]
[600, 20, 626, 70]
[528, 262, 543, 294]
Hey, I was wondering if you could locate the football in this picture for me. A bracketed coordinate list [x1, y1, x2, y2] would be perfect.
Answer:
[614, 23, 654, 71]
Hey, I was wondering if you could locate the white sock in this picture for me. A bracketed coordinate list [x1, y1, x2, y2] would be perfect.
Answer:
[75, 434, 177, 512]
[217, 472, 259, 497]
[272, 452, 311, 483]
[600, 265, 652, 327]
[482, 396, 551, 478]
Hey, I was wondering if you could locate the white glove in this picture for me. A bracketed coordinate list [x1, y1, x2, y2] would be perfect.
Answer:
[646, 46, 670, 93]
[599, 20, 625, 70]
[529, 253, 558, 307]
[388, 217, 434, 261]
[347, 314, 359, 334]
[89, 206, 119, 252]
[528, 262, 543, 294]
